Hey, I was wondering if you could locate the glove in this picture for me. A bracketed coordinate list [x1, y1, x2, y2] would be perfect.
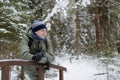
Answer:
[32, 52, 44, 63]
[45, 59, 50, 70]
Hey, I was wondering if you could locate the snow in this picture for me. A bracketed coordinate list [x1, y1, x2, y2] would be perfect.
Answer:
[44, 0, 68, 23]
[0, 0, 119, 80]
[59, 57, 98, 80]
[18, 23, 28, 28]
[4, 6, 17, 13]
[45, 54, 120, 80]
[1, 54, 119, 80]
[81, 0, 90, 7]
[0, 28, 10, 33]
[52, 55, 107, 80]
[0, 53, 120, 80]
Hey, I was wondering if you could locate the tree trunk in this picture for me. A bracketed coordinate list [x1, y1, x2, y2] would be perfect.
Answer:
[75, 5, 81, 56]
[93, 5, 102, 52]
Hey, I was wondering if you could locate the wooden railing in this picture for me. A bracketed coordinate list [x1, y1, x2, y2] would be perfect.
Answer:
[0, 60, 67, 80]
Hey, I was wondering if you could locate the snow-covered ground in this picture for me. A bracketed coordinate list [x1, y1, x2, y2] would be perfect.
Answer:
[1, 53, 120, 80]
[52, 55, 107, 80]
[46, 53, 120, 80]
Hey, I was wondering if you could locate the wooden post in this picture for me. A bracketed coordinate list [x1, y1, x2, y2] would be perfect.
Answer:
[39, 65, 44, 80]
[1, 66, 10, 80]
[59, 70, 64, 80]
[20, 66, 24, 80]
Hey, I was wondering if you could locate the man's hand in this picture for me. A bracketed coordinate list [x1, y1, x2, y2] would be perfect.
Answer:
[32, 52, 44, 63]
[45, 59, 50, 70]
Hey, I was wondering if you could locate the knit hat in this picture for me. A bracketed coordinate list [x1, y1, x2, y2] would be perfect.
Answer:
[32, 20, 46, 33]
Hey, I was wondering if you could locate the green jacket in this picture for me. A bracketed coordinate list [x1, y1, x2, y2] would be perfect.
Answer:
[20, 28, 54, 63]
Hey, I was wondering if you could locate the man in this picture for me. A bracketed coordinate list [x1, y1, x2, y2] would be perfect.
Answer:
[20, 20, 54, 80]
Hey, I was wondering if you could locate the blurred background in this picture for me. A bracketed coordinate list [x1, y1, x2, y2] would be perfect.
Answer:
[0, 0, 120, 59]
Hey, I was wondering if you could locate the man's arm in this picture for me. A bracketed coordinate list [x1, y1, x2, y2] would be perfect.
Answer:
[20, 35, 33, 60]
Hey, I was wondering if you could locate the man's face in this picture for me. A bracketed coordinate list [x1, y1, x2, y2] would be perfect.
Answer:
[35, 29, 47, 39]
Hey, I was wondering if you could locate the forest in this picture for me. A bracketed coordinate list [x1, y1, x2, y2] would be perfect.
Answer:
[0, 0, 120, 59]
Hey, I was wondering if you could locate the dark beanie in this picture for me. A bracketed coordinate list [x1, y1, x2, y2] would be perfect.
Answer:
[32, 20, 46, 33]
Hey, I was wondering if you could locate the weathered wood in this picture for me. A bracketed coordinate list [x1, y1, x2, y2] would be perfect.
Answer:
[39, 65, 44, 80]
[59, 70, 64, 80]
[1, 66, 10, 80]
[0, 60, 67, 80]
[21, 66, 24, 80]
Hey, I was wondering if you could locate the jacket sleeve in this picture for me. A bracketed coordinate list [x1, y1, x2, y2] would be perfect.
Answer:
[39, 38, 55, 63]
[20, 35, 33, 60]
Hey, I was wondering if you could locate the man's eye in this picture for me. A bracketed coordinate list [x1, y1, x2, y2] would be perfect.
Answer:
[43, 30, 46, 31]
